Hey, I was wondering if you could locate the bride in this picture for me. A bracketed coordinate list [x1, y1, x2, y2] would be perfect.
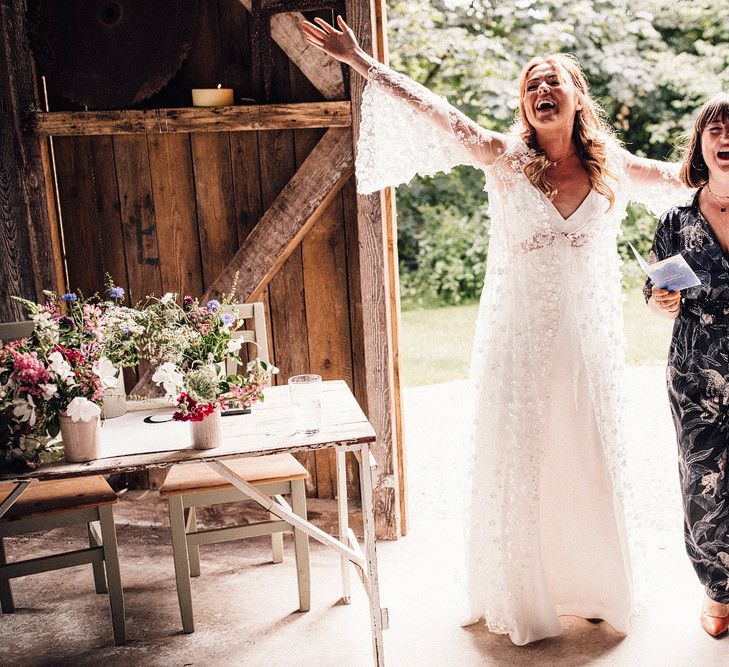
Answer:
[302, 16, 686, 644]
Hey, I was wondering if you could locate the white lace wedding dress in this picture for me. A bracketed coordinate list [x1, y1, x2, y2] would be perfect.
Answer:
[355, 61, 685, 645]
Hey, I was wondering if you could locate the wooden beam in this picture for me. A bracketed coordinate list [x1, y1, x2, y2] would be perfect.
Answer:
[0, 0, 62, 320]
[27, 101, 352, 137]
[374, 0, 407, 536]
[238, 1, 345, 100]
[130, 127, 353, 396]
[344, 0, 401, 540]
[203, 127, 353, 302]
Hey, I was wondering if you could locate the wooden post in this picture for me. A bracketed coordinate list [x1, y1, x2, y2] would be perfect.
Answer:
[344, 0, 401, 540]
[0, 0, 62, 319]
[373, 0, 408, 536]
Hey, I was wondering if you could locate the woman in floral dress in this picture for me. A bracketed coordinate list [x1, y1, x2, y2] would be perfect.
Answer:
[646, 93, 729, 637]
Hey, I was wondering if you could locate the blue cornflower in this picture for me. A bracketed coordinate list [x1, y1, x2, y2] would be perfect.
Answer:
[206, 299, 221, 313]
[107, 286, 125, 299]
[221, 312, 234, 325]
[60, 293, 78, 302]
[120, 323, 131, 334]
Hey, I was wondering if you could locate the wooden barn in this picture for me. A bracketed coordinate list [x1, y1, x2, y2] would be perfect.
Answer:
[0, 0, 406, 541]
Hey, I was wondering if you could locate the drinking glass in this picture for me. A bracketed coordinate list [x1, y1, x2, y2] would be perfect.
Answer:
[288, 374, 322, 435]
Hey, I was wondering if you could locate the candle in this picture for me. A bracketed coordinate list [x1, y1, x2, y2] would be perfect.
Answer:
[191, 84, 234, 107]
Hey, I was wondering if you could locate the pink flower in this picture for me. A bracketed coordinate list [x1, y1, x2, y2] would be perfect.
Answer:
[82, 304, 105, 339]
[10, 350, 50, 395]
[41, 301, 59, 317]
[221, 381, 265, 411]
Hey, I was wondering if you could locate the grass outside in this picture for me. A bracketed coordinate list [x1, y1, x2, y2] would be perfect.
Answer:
[399, 287, 674, 387]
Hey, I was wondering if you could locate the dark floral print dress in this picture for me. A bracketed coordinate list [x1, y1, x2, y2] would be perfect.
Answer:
[644, 188, 729, 603]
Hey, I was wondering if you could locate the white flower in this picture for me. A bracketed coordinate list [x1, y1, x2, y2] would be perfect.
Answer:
[12, 396, 37, 427]
[93, 357, 119, 389]
[32, 311, 60, 346]
[66, 396, 101, 422]
[227, 338, 244, 354]
[160, 292, 175, 305]
[48, 350, 74, 382]
[152, 362, 184, 399]
[40, 383, 58, 400]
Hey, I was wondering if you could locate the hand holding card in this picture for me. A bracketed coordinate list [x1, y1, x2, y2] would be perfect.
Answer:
[628, 242, 702, 291]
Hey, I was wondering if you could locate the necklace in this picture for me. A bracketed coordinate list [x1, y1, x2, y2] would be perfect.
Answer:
[547, 150, 575, 166]
[707, 183, 729, 213]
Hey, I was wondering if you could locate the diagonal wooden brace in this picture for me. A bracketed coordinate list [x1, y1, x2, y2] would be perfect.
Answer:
[238, 1, 344, 100]
[202, 127, 353, 303]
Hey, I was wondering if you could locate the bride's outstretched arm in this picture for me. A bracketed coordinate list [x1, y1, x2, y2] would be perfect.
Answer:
[619, 148, 691, 214]
[621, 150, 684, 189]
[301, 15, 508, 167]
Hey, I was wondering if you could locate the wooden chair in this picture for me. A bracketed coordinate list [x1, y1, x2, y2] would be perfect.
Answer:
[0, 320, 34, 340]
[0, 320, 125, 645]
[158, 303, 311, 633]
[0, 479, 125, 645]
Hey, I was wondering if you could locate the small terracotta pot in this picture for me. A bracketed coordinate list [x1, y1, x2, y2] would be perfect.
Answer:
[60, 413, 102, 462]
[190, 408, 222, 450]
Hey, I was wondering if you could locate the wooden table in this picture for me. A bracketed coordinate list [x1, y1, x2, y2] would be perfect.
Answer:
[0, 380, 387, 666]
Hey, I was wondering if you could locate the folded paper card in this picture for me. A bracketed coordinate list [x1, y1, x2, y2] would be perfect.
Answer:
[629, 242, 702, 291]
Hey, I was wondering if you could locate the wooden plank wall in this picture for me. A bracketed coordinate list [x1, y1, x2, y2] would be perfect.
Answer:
[46, 1, 360, 500]
[0, 0, 62, 319]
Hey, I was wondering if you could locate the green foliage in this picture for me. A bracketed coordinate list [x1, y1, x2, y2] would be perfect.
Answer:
[399, 198, 490, 308]
[619, 202, 659, 289]
[387, 0, 729, 307]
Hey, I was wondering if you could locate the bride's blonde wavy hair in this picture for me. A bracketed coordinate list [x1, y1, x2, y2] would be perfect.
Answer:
[518, 53, 619, 209]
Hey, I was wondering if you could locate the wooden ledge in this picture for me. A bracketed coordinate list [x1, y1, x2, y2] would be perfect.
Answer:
[27, 101, 352, 137]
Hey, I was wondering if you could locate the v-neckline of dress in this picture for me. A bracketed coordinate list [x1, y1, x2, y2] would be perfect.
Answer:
[695, 188, 729, 269]
[536, 187, 595, 225]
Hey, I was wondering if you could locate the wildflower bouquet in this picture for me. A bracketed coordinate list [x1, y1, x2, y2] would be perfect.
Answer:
[154, 357, 273, 422]
[1, 290, 122, 469]
[148, 292, 276, 423]
[0, 337, 59, 469]
[100, 281, 145, 369]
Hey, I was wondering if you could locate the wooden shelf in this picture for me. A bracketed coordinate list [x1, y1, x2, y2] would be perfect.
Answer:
[27, 100, 352, 137]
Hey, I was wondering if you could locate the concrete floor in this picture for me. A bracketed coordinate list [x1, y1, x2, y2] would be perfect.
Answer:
[1, 365, 727, 666]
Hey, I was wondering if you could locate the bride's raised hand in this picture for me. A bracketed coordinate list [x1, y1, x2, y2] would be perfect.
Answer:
[301, 15, 360, 64]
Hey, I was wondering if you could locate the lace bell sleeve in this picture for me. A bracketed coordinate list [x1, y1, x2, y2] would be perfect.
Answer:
[355, 62, 497, 194]
[619, 148, 693, 216]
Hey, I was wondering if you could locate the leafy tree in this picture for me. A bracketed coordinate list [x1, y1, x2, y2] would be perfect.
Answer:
[386, 0, 729, 307]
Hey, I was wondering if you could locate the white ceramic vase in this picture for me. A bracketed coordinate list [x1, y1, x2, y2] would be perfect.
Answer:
[102, 367, 127, 419]
[190, 408, 222, 450]
[60, 412, 102, 462]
